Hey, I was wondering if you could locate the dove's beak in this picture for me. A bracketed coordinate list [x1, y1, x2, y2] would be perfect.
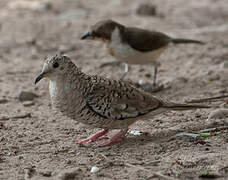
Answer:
[81, 32, 92, 40]
[34, 71, 45, 84]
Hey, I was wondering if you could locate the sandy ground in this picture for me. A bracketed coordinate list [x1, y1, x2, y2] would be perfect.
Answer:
[0, 0, 228, 179]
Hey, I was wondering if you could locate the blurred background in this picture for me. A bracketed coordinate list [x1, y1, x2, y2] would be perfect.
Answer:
[0, 0, 227, 179]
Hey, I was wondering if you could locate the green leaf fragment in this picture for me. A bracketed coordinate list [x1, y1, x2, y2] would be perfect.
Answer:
[200, 132, 211, 138]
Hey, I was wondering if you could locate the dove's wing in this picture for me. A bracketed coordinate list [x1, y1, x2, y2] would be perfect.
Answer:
[86, 78, 162, 120]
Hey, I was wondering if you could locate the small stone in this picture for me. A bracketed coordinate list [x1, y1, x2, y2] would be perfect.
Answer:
[57, 168, 81, 180]
[23, 101, 35, 107]
[145, 73, 151, 78]
[199, 170, 221, 178]
[90, 166, 99, 173]
[221, 61, 228, 69]
[0, 123, 5, 129]
[208, 74, 220, 81]
[208, 109, 228, 120]
[0, 99, 8, 104]
[18, 155, 23, 160]
[136, 3, 157, 16]
[19, 91, 38, 101]
[138, 79, 143, 85]
[44, 2, 52, 11]
[66, 160, 72, 165]
[0, 116, 10, 121]
[40, 171, 52, 177]
[8, 152, 16, 156]
[139, 68, 145, 72]
[24, 166, 36, 180]
[128, 130, 143, 136]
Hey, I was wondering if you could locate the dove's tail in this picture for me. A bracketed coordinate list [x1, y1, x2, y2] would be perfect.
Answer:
[171, 38, 205, 45]
[163, 102, 210, 111]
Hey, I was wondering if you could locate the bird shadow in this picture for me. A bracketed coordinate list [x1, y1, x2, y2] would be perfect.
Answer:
[122, 133, 173, 147]
[88, 132, 176, 150]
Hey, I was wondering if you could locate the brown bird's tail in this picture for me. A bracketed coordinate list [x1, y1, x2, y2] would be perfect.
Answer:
[163, 102, 210, 111]
[171, 38, 205, 45]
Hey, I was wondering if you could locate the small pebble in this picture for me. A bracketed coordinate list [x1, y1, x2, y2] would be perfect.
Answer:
[0, 99, 8, 104]
[208, 109, 228, 120]
[40, 170, 52, 177]
[136, 3, 157, 16]
[66, 160, 72, 165]
[145, 73, 151, 78]
[57, 168, 81, 180]
[221, 61, 228, 69]
[90, 166, 99, 173]
[24, 166, 36, 180]
[138, 80, 143, 85]
[8, 152, 16, 156]
[18, 155, 23, 160]
[128, 130, 143, 136]
[23, 101, 35, 107]
[18, 91, 38, 101]
[199, 170, 220, 178]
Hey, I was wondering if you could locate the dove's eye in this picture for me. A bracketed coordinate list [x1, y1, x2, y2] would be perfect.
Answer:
[53, 62, 59, 68]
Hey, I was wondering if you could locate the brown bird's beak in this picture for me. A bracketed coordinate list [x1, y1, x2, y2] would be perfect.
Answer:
[34, 71, 45, 84]
[81, 32, 92, 40]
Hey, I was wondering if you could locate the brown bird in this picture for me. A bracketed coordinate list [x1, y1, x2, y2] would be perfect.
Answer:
[35, 55, 209, 146]
[81, 19, 204, 88]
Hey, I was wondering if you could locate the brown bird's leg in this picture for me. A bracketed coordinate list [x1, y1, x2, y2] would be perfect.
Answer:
[140, 65, 163, 92]
[75, 129, 109, 143]
[153, 65, 158, 87]
[97, 129, 128, 147]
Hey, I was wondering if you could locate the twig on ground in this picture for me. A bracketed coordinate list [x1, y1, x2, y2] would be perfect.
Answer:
[11, 113, 31, 119]
[99, 61, 121, 68]
[153, 171, 179, 180]
[125, 162, 150, 172]
[0, 113, 31, 121]
[186, 95, 228, 103]
[200, 126, 228, 133]
[0, 117, 10, 121]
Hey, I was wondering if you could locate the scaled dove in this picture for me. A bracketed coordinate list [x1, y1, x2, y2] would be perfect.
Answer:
[35, 55, 210, 146]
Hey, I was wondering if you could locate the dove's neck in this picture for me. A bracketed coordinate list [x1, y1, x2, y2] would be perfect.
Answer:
[48, 68, 89, 115]
[49, 69, 87, 96]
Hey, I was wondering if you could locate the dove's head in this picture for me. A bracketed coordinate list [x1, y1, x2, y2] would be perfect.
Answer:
[34, 55, 75, 84]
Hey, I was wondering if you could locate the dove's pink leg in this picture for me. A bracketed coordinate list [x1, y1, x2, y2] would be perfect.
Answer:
[75, 129, 109, 143]
[97, 129, 128, 147]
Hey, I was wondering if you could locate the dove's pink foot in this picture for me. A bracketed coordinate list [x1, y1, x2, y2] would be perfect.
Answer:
[75, 129, 109, 143]
[97, 130, 128, 147]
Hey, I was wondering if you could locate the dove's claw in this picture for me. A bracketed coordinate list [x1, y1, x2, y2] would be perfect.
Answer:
[97, 129, 127, 147]
[75, 129, 109, 143]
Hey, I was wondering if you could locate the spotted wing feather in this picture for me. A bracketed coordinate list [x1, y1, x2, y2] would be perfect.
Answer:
[86, 78, 162, 120]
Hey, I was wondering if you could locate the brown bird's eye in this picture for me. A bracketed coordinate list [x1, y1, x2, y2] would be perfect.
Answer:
[53, 62, 59, 68]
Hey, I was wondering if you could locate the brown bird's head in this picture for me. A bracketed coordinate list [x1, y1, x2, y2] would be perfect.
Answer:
[34, 55, 75, 84]
[81, 19, 124, 42]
